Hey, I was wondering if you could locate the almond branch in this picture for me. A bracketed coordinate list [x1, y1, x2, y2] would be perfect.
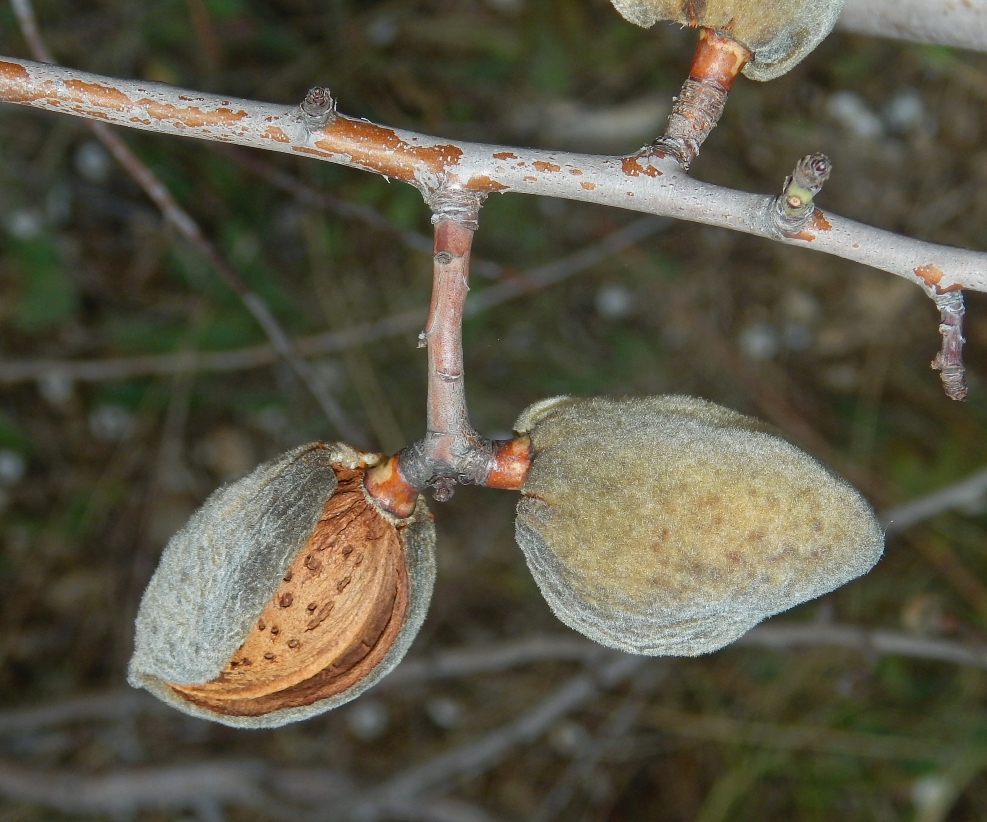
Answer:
[0, 57, 985, 298]
[363, 193, 532, 516]
[838, 0, 987, 52]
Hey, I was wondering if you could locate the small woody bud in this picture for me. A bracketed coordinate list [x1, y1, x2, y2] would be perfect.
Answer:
[513, 395, 884, 656]
[129, 442, 435, 728]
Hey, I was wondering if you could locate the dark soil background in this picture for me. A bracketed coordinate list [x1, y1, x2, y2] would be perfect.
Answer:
[2, 1, 987, 820]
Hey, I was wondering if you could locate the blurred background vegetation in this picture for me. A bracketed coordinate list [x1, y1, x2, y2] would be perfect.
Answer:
[1, 0, 987, 819]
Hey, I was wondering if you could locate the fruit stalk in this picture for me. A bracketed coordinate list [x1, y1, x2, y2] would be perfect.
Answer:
[364, 193, 532, 516]
[658, 28, 751, 169]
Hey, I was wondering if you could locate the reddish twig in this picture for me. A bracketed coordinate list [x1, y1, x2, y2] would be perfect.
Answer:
[364, 193, 533, 516]
[366, 189, 531, 516]
[931, 290, 967, 401]
[9, 0, 365, 445]
[657, 28, 751, 170]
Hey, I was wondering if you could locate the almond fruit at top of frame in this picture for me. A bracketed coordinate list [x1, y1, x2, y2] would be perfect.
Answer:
[609, 0, 846, 80]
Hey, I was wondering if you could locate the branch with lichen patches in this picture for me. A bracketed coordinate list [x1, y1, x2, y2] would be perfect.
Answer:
[2, 55, 987, 297]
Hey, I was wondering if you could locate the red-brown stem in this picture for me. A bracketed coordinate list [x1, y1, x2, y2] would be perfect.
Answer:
[364, 199, 533, 516]
[364, 453, 420, 519]
[486, 436, 532, 490]
[658, 28, 752, 170]
[932, 291, 967, 401]
[424, 219, 476, 459]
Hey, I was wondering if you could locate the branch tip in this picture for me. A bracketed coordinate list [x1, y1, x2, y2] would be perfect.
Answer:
[931, 290, 967, 401]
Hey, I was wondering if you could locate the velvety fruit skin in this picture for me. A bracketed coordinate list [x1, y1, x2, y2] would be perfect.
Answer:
[609, 0, 846, 80]
[514, 396, 884, 656]
[128, 442, 436, 728]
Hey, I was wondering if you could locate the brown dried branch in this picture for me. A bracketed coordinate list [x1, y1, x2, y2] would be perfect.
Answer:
[931, 290, 967, 401]
[0, 217, 665, 385]
[362, 655, 644, 810]
[0, 758, 503, 822]
[14, 621, 987, 723]
[0, 636, 611, 734]
[8, 0, 365, 445]
[644, 708, 956, 763]
[532, 665, 665, 822]
[1, 58, 986, 295]
[738, 621, 987, 670]
[0, 755, 503, 822]
[0, 758, 272, 817]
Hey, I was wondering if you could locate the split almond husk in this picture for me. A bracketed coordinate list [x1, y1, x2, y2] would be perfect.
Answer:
[128, 442, 435, 728]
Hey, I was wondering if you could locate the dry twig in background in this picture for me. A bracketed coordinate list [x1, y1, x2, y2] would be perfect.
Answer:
[8, 0, 364, 444]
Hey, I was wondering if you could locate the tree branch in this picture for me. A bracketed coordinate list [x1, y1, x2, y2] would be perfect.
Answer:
[0, 56, 984, 298]
[363, 197, 534, 514]
[880, 466, 987, 533]
[361, 655, 644, 811]
[839, 0, 987, 53]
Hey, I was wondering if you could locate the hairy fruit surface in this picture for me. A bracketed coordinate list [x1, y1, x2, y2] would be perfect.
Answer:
[514, 396, 884, 656]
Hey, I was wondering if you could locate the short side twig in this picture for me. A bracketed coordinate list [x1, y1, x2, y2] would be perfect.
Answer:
[657, 28, 751, 170]
[931, 290, 967, 401]
[364, 192, 533, 516]
[9, 0, 364, 444]
[773, 153, 833, 235]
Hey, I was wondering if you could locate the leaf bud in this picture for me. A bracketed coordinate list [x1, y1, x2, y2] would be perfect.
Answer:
[513, 396, 883, 656]
[128, 442, 435, 728]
